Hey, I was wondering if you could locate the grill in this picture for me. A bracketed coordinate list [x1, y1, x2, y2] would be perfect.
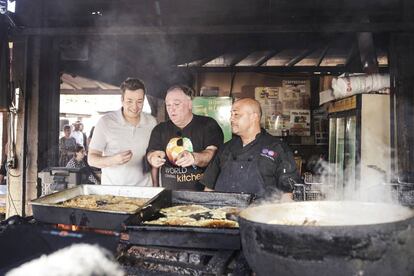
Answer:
[1, 216, 247, 275]
[30, 185, 165, 230]
[125, 190, 253, 250]
[25, 187, 254, 275]
[118, 245, 238, 276]
[120, 190, 252, 275]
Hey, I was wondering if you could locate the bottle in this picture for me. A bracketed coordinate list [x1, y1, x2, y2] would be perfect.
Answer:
[293, 150, 302, 175]
[280, 128, 289, 143]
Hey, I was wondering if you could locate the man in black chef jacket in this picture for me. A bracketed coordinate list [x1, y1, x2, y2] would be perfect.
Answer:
[201, 98, 300, 199]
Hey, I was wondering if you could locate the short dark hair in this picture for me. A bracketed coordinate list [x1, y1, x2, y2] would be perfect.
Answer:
[63, 125, 71, 131]
[120, 78, 146, 95]
[166, 84, 194, 99]
[75, 144, 84, 153]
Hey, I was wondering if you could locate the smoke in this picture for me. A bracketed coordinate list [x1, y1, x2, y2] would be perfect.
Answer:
[312, 159, 397, 204]
[299, 126, 399, 205]
[254, 120, 403, 208]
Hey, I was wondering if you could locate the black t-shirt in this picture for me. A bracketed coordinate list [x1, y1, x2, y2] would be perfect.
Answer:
[201, 130, 300, 194]
[147, 115, 223, 191]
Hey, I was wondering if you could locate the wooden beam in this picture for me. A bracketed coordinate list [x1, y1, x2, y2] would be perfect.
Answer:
[286, 49, 314, 67]
[345, 42, 358, 67]
[60, 89, 121, 95]
[229, 52, 251, 66]
[13, 22, 414, 36]
[316, 46, 330, 67]
[357, 32, 379, 73]
[256, 51, 280, 66]
[390, 33, 414, 176]
[177, 65, 389, 74]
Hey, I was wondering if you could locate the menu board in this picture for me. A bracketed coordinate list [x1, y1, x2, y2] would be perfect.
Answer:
[255, 80, 311, 136]
[192, 97, 232, 142]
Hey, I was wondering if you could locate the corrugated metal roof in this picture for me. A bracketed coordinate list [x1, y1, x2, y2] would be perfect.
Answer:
[178, 42, 388, 70]
[60, 73, 120, 94]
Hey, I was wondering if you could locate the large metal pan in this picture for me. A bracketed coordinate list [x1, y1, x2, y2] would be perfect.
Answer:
[30, 185, 165, 231]
[239, 201, 414, 276]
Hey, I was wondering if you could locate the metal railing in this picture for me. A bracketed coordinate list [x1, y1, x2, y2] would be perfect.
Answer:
[293, 177, 334, 201]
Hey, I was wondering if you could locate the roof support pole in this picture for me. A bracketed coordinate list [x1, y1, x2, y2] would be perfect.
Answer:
[389, 33, 414, 180]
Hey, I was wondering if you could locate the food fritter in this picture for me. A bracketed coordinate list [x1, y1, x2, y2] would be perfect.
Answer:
[145, 204, 242, 228]
[58, 195, 149, 213]
[145, 216, 197, 226]
[191, 219, 239, 228]
[160, 204, 211, 217]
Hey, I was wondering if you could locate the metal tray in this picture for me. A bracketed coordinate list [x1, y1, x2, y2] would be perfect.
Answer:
[30, 185, 165, 231]
[125, 190, 254, 250]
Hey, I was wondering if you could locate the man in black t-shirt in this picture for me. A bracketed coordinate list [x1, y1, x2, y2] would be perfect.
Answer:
[146, 85, 223, 191]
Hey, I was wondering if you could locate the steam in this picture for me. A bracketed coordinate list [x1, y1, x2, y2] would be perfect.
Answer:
[256, 127, 403, 207]
[313, 160, 397, 204]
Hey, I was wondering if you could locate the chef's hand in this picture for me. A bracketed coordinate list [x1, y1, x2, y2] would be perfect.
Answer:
[113, 150, 133, 165]
[147, 150, 166, 168]
[176, 150, 196, 168]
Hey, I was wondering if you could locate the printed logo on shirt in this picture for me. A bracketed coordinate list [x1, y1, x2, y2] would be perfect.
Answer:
[166, 136, 194, 165]
[164, 136, 201, 184]
[260, 148, 278, 161]
[164, 165, 203, 182]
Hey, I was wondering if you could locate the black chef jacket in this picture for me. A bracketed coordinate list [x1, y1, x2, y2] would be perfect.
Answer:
[201, 129, 300, 198]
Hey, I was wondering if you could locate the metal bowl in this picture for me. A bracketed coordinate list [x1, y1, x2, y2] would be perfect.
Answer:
[239, 201, 414, 276]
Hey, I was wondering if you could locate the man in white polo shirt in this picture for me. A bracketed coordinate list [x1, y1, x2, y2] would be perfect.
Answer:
[88, 78, 157, 186]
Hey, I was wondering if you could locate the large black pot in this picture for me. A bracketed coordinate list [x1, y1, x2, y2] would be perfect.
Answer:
[239, 201, 414, 276]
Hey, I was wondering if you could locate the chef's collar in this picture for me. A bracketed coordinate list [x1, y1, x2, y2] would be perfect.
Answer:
[235, 128, 266, 148]
[249, 128, 266, 142]
[257, 128, 267, 138]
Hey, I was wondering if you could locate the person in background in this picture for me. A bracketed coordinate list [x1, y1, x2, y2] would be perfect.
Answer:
[70, 121, 85, 148]
[0, 143, 8, 185]
[79, 122, 88, 151]
[201, 98, 300, 200]
[0, 159, 6, 185]
[59, 125, 77, 167]
[66, 144, 98, 184]
[87, 126, 95, 149]
[88, 78, 157, 186]
[146, 85, 223, 190]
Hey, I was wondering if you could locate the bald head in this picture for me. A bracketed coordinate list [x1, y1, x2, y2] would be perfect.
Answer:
[231, 98, 262, 140]
[233, 98, 262, 118]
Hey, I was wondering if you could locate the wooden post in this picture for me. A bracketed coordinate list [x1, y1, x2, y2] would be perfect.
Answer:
[37, 38, 61, 171]
[389, 33, 414, 180]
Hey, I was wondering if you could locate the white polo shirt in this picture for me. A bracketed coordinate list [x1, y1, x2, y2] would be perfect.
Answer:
[71, 130, 84, 146]
[89, 109, 157, 186]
